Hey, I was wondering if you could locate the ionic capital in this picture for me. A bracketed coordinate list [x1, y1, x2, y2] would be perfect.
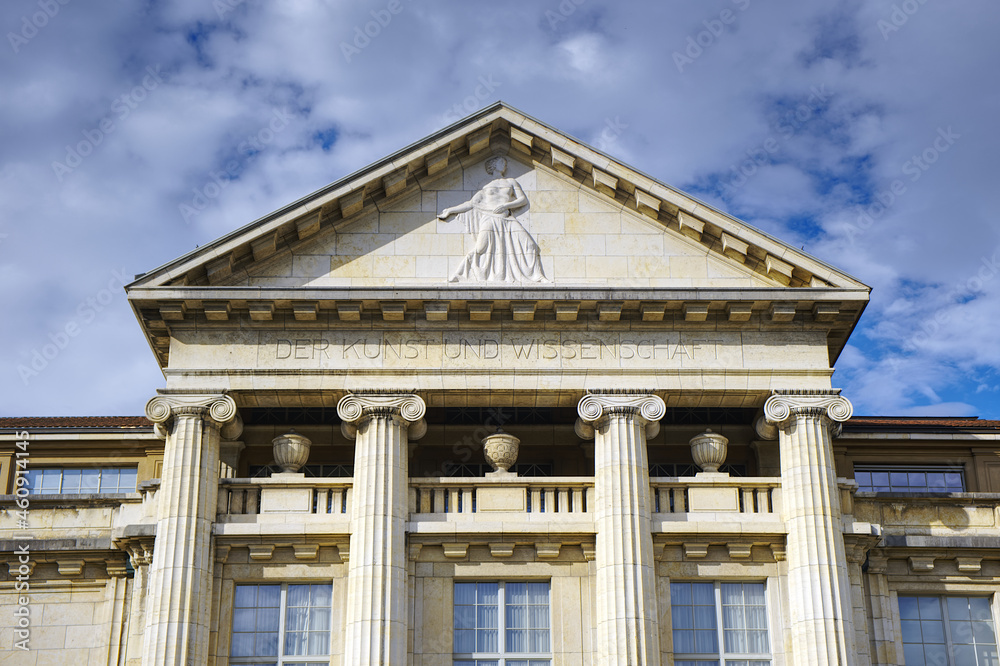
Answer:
[337, 391, 427, 440]
[576, 391, 665, 438]
[755, 390, 853, 439]
[145, 392, 238, 436]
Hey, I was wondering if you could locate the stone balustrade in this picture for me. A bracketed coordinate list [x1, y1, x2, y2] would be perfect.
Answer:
[408, 477, 594, 515]
[650, 476, 782, 515]
[216, 477, 352, 517]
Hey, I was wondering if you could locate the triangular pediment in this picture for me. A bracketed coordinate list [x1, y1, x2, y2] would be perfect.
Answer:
[127, 103, 870, 369]
[130, 103, 866, 292]
[212, 154, 786, 290]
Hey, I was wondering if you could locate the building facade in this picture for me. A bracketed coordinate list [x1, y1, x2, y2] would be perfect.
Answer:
[3, 103, 1000, 665]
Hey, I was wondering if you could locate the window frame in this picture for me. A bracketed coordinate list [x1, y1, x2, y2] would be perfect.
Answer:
[897, 594, 999, 666]
[452, 580, 553, 666]
[670, 580, 773, 665]
[23, 466, 138, 494]
[228, 581, 333, 666]
[854, 464, 966, 494]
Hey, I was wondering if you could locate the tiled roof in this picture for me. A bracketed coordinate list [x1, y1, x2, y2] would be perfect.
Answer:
[846, 416, 1000, 429]
[0, 416, 152, 429]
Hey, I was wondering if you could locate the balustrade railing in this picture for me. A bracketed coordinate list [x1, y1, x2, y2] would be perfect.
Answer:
[650, 477, 782, 515]
[408, 478, 594, 515]
[217, 478, 352, 517]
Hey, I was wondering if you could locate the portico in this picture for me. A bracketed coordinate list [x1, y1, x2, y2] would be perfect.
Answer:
[126, 102, 872, 665]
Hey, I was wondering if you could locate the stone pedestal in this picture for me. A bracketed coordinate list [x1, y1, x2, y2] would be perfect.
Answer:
[141, 392, 239, 666]
[758, 390, 855, 666]
[577, 391, 665, 666]
[337, 392, 426, 665]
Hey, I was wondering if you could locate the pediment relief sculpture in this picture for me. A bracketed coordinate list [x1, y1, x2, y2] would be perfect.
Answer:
[437, 156, 549, 284]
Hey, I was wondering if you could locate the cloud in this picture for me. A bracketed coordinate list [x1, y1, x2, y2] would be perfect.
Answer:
[1, 0, 998, 416]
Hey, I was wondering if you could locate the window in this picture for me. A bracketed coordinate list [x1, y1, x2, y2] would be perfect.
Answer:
[855, 465, 965, 493]
[230, 583, 331, 665]
[454, 581, 551, 666]
[899, 596, 998, 666]
[670, 581, 771, 665]
[24, 467, 137, 494]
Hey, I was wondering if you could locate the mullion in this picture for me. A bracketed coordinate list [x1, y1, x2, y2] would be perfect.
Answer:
[277, 585, 287, 664]
[939, 597, 954, 666]
[715, 583, 725, 662]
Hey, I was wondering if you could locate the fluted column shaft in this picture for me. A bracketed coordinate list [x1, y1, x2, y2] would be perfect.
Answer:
[141, 392, 239, 666]
[760, 390, 855, 666]
[578, 392, 665, 666]
[338, 392, 426, 666]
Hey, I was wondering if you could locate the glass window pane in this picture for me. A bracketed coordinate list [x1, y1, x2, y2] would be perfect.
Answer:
[454, 629, 475, 653]
[948, 597, 972, 621]
[900, 620, 922, 644]
[693, 583, 715, 605]
[257, 607, 279, 631]
[62, 469, 82, 493]
[671, 582, 692, 606]
[455, 605, 475, 630]
[230, 632, 254, 657]
[118, 468, 138, 492]
[257, 584, 280, 607]
[919, 597, 942, 620]
[478, 582, 498, 605]
[970, 597, 994, 622]
[921, 619, 945, 644]
[902, 643, 925, 666]
[898, 596, 920, 620]
[477, 628, 497, 652]
[455, 582, 476, 606]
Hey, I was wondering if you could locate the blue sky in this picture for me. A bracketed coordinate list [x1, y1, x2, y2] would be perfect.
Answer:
[1, 0, 998, 417]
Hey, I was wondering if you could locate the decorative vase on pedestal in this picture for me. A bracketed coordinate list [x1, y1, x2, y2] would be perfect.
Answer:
[482, 431, 520, 476]
[689, 429, 728, 474]
[272, 430, 311, 473]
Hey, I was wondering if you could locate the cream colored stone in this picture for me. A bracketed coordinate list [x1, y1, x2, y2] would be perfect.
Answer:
[477, 486, 526, 512]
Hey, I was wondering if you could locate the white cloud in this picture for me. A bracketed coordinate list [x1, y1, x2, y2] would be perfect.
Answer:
[1, 0, 998, 416]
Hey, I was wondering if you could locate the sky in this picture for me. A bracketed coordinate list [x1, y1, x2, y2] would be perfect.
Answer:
[1, 0, 998, 418]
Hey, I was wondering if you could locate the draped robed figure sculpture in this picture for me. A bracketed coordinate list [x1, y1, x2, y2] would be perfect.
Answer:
[438, 155, 549, 283]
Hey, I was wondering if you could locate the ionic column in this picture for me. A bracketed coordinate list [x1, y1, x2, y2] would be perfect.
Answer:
[577, 391, 665, 666]
[757, 390, 855, 666]
[141, 392, 240, 666]
[337, 392, 426, 665]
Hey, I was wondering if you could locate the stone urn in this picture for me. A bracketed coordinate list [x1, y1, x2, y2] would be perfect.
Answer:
[689, 429, 728, 474]
[272, 430, 311, 473]
[482, 431, 520, 476]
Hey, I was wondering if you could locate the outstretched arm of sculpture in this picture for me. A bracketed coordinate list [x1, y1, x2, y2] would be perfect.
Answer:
[437, 192, 482, 220]
[491, 179, 527, 215]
